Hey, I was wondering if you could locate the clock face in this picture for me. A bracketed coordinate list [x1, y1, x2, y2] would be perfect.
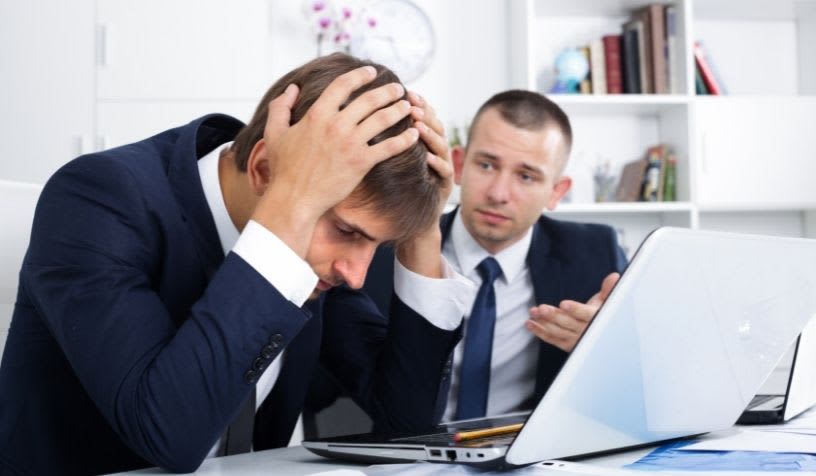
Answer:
[350, 0, 435, 83]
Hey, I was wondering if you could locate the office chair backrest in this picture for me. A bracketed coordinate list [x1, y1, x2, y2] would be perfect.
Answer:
[0, 180, 42, 357]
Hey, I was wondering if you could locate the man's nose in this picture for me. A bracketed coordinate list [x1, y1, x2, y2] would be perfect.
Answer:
[334, 248, 375, 290]
[486, 173, 511, 204]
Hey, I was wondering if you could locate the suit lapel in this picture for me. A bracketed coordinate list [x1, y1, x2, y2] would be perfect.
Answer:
[526, 220, 570, 401]
[167, 114, 244, 280]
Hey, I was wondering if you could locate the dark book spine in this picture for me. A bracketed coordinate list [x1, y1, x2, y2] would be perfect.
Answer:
[602, 35, 624, 94]
[622, 28, 641, 94]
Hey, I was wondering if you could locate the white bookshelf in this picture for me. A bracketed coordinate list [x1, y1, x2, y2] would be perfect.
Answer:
[508, 0, 816, 254]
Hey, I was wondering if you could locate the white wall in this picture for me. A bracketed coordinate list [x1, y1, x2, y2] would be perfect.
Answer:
[0, 0, 511, 184]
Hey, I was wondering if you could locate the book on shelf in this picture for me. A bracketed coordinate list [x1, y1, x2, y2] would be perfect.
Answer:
[665, 5, 681, 95]
[602, 35, 624, 94]
[693, 41, 727, 95]
[694, 66, 709, 94]
[616, 158, 648, 202]
[632, 5, 663, 94]
[624, 9, 655, 94]
[641, 145, 666, 202]
[589, 38, 607, 94]
[621, 22, 642, 94]
[579, 46, 592, 94]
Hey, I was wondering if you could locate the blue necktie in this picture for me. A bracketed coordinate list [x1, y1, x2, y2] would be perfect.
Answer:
[456, 257, 502, 420]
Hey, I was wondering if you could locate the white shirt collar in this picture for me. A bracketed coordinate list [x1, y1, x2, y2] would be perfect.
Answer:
[449, 208, 533, 284]
[198, 141, 240, 256]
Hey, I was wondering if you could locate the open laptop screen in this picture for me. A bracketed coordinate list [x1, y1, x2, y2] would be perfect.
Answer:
[507, 228, 816, 465]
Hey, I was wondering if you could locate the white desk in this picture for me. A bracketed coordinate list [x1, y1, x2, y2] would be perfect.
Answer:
[111, 440, 810, 476]
[114, 407, 816, 475]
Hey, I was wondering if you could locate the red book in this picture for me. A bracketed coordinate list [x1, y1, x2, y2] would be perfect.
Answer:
[602, 35, 624, 94]
[693, 41, 722, 95]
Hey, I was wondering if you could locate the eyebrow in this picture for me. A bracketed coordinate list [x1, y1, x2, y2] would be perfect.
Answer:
[474, 150, 547, 177]
[335, 214, 378, 242]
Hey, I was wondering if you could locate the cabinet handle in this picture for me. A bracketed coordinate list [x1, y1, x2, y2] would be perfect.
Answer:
[95, 136, 108, 152]
[74, 136, 90, 156]
[96, 24, 109, 66]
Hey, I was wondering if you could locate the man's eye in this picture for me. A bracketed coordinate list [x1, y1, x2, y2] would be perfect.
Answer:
[336, 226, 356, 237]
[519, 173, 533, 182]
[478, 162, 493, 170]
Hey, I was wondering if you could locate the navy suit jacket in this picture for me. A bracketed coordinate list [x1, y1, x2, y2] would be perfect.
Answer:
[0, 115, 459, 476]
[361, 209, 627, 412]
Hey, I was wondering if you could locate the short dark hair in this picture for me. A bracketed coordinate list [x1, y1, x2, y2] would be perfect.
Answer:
[467, 90, 572, 153]
[232, 53, 442, 244]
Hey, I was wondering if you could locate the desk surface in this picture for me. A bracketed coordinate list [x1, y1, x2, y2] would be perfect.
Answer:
[110, 443, 809, 476]
[114, 409, 816, 475]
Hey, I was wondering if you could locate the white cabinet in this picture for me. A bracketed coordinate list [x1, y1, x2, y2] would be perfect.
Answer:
[0, 0, 95, 183]
[508, 0, 816, 252]
[694, 97, 816, 209]
[96, 101, 257, 150]
[96, 0, 275, 101]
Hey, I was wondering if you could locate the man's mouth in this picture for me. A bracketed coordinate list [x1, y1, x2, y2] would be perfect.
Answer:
[316, 279, 335, 292]
[476, 209, 510, 225]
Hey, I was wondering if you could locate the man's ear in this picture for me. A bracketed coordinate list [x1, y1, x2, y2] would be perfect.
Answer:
[545, 176, 572, 210]
[246, 140, 271, 196]
[451, 146, 466, 185]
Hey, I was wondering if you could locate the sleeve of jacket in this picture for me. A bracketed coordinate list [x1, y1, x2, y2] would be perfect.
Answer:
[21, 155, 309, 473]
[319, 283, 461, 433]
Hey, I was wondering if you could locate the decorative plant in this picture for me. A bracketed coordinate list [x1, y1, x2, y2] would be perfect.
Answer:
[303, 0, 378, 56]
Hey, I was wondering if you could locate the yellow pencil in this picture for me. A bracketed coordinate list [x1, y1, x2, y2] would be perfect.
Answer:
[453, 423, 524, 442]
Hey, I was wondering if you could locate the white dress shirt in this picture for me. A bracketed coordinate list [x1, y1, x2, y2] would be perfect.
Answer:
[197, 142, 472, 456]
[442, 211, 539, 420]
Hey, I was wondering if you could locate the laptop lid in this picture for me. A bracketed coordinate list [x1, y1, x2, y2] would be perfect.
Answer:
[506, 227, 816, 465]
[304, 228, 816, 467]
[783, 316, 816, 420]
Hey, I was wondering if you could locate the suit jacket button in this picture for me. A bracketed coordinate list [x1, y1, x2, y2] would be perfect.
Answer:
[252, 357, 266, 372]
[261, 344, 275, 359]
[244, 370, 258, 384]
[270, 333, 284, 348]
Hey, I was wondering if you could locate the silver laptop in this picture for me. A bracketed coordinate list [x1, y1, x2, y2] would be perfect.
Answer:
[304, 227, 816, 468]
[738, 315, 816, 425]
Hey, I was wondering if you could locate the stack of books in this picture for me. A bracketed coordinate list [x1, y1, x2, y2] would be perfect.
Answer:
[615, 145, 678, 202]
[574, 3, 682, 95]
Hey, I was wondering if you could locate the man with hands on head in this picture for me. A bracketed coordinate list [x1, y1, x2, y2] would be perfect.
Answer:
[0, 53, 471, 476]
[355, 90, 627, 422]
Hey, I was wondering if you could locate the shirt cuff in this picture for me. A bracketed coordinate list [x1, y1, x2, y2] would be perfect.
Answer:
[232, 220, 318, 307]
[393, 255, 476, 331]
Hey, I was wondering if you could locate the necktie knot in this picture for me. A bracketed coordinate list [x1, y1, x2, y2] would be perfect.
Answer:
[477, 257, 502, 285]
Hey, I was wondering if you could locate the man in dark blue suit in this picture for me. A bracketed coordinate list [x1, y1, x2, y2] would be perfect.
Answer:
[312, 90, 627, 424]
[0, 54, 469, 475]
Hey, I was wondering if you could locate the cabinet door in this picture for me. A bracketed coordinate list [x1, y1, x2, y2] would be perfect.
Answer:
[694, 97, 816, 208]
[0, 0, 95, 184]
[97, 0, 274, 100]
[96, 102, 257, 151]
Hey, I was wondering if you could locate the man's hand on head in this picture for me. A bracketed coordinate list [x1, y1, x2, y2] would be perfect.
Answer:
[251, 66, 419, 258]
[394, 91, 453, 279]
[525, 272, 620, 352]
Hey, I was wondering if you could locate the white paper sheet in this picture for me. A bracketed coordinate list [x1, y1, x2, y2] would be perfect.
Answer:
[681, 429, 816, 453]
